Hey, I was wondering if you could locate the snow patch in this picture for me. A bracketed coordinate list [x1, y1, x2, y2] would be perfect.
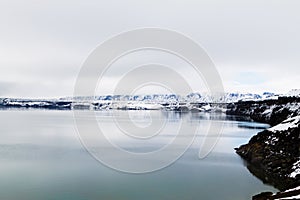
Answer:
[280, 186, 300, 199]
[268, 116, 300, 132]
[283, 89, 300, 97]
[290, 159, 300, 178]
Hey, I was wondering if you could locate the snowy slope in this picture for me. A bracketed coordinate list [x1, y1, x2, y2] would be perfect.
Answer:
[283, 89, 300, 97]
[268, 116, 300, 132]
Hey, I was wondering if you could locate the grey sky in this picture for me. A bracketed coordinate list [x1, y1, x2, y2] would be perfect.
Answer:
[0, 0, 299, 98]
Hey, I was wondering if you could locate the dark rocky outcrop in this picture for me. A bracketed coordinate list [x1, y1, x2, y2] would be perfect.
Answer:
[0, 98, 72, 110]
[227, 97, 300, 126]
[253, 187, 300, 200]
[236, 125, 300, 191]
[232, 98, 300, 198]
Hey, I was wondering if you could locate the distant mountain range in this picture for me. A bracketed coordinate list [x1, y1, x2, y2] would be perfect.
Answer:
[0, 90, 299, 111]
[62, 91, 287, 103]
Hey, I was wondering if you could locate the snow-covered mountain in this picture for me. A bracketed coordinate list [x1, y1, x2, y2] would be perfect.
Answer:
[218, 92, 262, 102]
[283, 89, 300, 97]
[1, 91, 295, 111]
[60, 92, 278, 103]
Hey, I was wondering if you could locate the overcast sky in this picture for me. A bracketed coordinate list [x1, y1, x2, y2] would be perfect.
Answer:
[0, 0, 299, 98]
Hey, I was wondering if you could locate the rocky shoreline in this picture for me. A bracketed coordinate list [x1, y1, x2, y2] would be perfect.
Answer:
[252, 186, 300, 200]
[228, 98, 300, 199]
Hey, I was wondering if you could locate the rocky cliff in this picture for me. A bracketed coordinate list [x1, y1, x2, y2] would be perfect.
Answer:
[227, 97, 300, 126]
[230, 97, 300, 192]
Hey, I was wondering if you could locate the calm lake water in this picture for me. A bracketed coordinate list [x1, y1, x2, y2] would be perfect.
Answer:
[0, 110, 277, 200]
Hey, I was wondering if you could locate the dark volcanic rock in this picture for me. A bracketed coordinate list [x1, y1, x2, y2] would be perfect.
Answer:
[252, 192, 273, 200]
[230, 98, 300, 198]
[236, 118, 300, 191]
[227, 97, 300, 126]
[253, 187, 300, 200]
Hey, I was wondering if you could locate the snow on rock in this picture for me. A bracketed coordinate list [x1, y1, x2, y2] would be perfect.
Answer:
[62, 92, 279, 104]
[284, 186, 300, 192]
[270, 186, 300, 200]
[236, 100, 300, 191]
[283, 89, 300, 97]
[290, 159, 300, 178]
[268, 116, 300, 132]
[228, 99, 300, 126]
[202, 104, 211, 111]
[1, 91, 298, 112]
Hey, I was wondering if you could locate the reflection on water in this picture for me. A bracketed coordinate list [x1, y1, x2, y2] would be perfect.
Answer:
[0, 110, 276, 200]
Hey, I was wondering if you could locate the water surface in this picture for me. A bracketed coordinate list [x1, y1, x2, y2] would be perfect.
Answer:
[0, 110, 277, 200]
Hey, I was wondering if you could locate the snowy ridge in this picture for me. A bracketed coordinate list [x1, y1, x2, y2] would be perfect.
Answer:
[290, 160, 300, 178]
[1, 91, 298, 111]
[268, 116, 300, 132]
[59, 92, 279, 110]
[283, 89, 300, 97]
[62, 91, 279, 103]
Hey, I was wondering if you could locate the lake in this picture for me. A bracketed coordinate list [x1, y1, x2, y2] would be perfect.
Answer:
[0, 110, 277, 200]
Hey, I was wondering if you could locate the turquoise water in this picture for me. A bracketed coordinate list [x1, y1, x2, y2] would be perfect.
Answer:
[0, 110, 277, 200]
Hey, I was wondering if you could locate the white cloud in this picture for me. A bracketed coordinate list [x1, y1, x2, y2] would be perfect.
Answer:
[0, 0, 299, 97]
